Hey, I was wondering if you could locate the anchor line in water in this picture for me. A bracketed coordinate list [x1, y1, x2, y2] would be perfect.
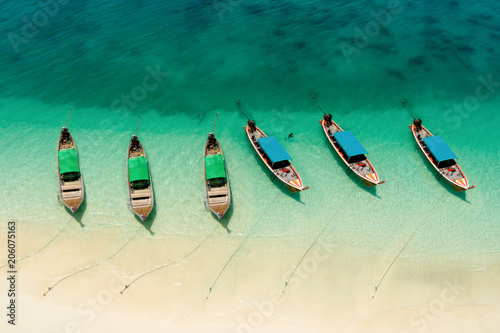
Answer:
[206, 192, 281, 299]
[372, 192, 447, 297]
[282, 187, 356, 292]
[120, 226, 218, 294]
[44, 226, 142, 296]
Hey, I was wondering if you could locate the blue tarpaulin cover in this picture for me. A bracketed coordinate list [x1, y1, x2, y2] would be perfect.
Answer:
[333, 131, 368, 157]
[423, 136, 457, 162]
[257, 137, 292, 163]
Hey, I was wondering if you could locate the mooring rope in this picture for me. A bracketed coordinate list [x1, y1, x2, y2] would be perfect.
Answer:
[120, 225, 218, 294]
[43, 226, 142, 296]
[282, 186, 356, 292]
[372, 191, 447, 297]
[206, 192, 281, 299]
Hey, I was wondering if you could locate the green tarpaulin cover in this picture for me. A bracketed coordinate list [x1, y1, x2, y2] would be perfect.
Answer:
[58, 149, 80, 174]
[128, 156, 150, 182]
[205, 154, 226, 180]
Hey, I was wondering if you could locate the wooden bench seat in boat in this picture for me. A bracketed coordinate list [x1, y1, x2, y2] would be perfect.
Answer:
[131, 198, 151, 207]
[130, 189, 151, 198]
[61, 183, 82, 190]
[62, 190, 81, 199]
[207, 187, 227, 195]
[208, 196, 228, 205]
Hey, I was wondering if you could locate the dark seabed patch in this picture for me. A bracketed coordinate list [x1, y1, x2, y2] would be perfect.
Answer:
[293, 41, 308, 50]
[243, 4, 266, 16]
[467, 17, 484, 27]
[379, 26, 394, 38]
[409, 55, 426, 66]
[420, 29, 446, 39]
[490, 33, 500, 41]
[455, 44, 475, 54]
[424, 16, 438, 25]
[370, 42, 400, 55]
[439, 34, 455, 46]
[447, 1, 460, 9]
[386, 68, 407, 80]
[274, 29, 287, 38]
[486, 24, 500, 32]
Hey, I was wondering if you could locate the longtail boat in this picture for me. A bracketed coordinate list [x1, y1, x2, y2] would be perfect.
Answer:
[244, 119, 309, 193]
[127, 116, 154, 221]
[319, 113, 385, 187]
[57, 126, 84, 213]
[204, 114, 231, 219]
[410, 119, 475, 192]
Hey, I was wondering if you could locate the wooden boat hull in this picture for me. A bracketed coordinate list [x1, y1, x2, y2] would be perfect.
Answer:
[410, 123, 474, 192]
[244, 123, 309, 192]
[57, 130, 84, 214]
[204, 135, 231, 219]
[320, 118, 385, 187]
[127, 138, 154, 221]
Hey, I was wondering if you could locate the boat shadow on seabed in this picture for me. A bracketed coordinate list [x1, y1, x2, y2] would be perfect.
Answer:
[411, 145, 471, 203]
[60, 189, 86, 228]
[71, 198, 86, 228]
[258, 160, 307, 204]
[214, 203, 233, 234]
[274, 176, 307, 204]
[136, 204, 156, 236]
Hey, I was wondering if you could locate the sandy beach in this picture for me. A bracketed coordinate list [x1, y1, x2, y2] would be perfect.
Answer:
[2, 218, 499, 332]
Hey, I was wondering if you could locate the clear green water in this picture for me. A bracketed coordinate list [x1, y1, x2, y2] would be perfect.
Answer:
[1, 0, 499, 260]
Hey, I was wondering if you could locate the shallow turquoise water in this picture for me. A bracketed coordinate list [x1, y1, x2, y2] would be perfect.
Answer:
[1, 0, 499, 258]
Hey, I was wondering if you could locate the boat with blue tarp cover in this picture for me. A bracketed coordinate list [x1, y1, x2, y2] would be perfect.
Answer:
[57, 126, 85, 213]
[127, 125, 154, 221]
[204, 113, 231, 220]
[319, 113, 385, 187]
[410, 119, 474, 192]
[244, 119, 309, 193]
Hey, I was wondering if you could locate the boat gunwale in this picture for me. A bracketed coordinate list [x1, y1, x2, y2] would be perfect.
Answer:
[244, 123, 306, 192]
[410, 123, 471, 191]
[320, 118, 381, 186]
[127, 138, 154, 221]
[57, 130, 84, 214]
[203, 135, 231, 219]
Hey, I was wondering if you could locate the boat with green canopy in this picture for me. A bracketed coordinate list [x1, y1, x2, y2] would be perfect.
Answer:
[127, 116, 154, 222]
[204, 113, 231, 219]
[410, 118, 475, 192]
[57, 108, 84, 214]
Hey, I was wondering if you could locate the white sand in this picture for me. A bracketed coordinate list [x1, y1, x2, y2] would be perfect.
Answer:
[2, 221, 499, 333]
